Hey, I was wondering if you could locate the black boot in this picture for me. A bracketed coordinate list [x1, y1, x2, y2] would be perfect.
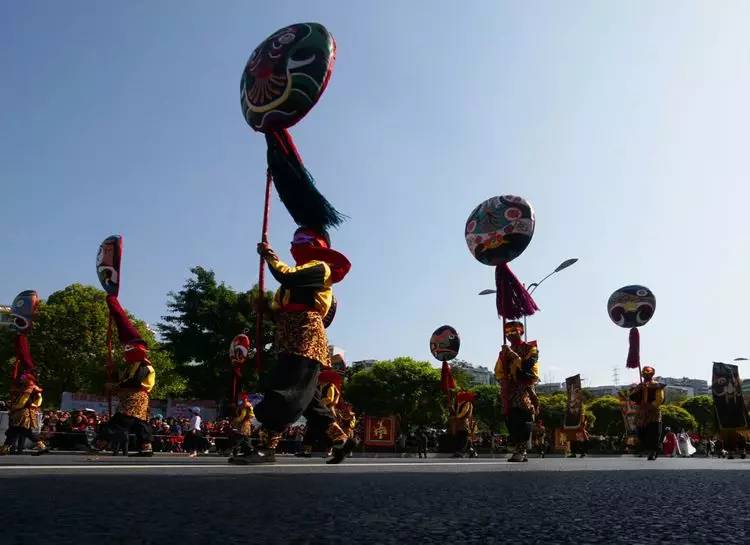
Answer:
[326, 439, 355, 465]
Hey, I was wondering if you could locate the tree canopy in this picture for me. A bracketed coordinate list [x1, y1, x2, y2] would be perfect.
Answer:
[344, 357, 446, 429]
[157, 266, 274, 400]
[0, 283, 184, 404]
[679, 395, 716, 435]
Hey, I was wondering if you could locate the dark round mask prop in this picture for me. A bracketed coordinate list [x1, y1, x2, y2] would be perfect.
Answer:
[430, 325, 460, 362]
[607, 285, 655, 328]
[241, 23, 335, 133]
[241, 23, 343, 232]
[465, 195, 538, 321]
[465, 195, 535, 266]
[9, 290, 39, 335]
[607, 285, 656, 371]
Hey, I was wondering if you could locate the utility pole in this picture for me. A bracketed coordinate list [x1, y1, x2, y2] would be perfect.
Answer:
[612, 367, 620, 387]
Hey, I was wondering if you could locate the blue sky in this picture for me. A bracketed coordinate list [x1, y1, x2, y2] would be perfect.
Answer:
[2, 1, 749, 387]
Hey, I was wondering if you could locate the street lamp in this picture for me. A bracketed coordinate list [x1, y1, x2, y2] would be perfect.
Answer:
[733, 357, 748, 361]
[478, 258, 578, 340]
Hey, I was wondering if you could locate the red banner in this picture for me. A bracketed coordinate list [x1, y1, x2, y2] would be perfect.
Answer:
[364, 415, 396, 447]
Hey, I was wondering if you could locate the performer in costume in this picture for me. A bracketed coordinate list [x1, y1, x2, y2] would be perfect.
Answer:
[1, 290, 47, 455]
[495, 321, 540, 462]
[450, 391, 477, 458]
[233, 228, 353, 464]
[533, 419, 547, 458]
[711, 362, 749, 459]
[662, 427, 679, 457]
[230, 393, 255, 457]
[337, 401, 357, 442]
[2, 370, 47, 455]
[567, 414, 590, 458]
[298, 368, 345, 457]
[105, 295, 156, 457]
[628, 366, 665, 461]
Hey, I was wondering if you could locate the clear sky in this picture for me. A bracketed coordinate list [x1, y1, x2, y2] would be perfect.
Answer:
[2, 1, 749, 387]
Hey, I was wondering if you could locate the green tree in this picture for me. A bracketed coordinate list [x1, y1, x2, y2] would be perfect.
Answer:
[679, 395, 716, 435]
[585, 395, 624, 436]
[344, 357, 445, 430]
[538, 392, 596, 432]
[538, 393, 567, 429]
[662, 404, 698, 432]
[0, 284, 184, 404]
[158, 266, 274, 400]
[471, 384, 502, 433]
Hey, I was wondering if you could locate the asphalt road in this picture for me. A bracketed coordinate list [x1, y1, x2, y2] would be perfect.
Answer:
[0, 455, 747, 545]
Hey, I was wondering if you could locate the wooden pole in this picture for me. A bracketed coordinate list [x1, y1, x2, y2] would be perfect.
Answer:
[255, 169, 272, 372]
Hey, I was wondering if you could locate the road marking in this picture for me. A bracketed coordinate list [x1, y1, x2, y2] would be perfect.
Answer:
[0, 461, 519, 470]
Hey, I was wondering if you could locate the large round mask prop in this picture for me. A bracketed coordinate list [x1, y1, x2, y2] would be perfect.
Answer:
[607, 285, 656, 370]
[240, 22, 343, 233]
[96, 235, 123, 296]
[465, 195, 538, 320]
[9, 290, 39, 334]
[241, 23, 336, 133]
[607, 285, 655, 329]
[429, 325, 460, 362]
[465, 195, 535, 266]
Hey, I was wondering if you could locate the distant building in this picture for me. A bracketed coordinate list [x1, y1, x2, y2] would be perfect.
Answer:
[584, 385, 620, 398]
[537, 382, 565, 395]
[352, 359, 378, 370]
[655, 377, 709, 396]
[462, 365, 495, 386]
[664, 385, 694, 403]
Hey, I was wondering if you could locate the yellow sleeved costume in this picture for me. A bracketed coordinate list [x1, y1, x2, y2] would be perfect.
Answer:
[117, 361, 156, 422]
[628, 382, 665, 426]
[267, 256, 333, 317]
[9, 387, 43, 429]
[495, 341, 540, 414]
[266, 256, 332, 367]
[233, 403, 255, 437]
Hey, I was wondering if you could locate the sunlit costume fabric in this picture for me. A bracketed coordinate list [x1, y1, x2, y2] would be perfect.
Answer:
[495, 321, 540, 462]
[450, 391, 477, 458]
[628, 366, 665, 461]
[236, 228, 352, 464]
[106, 295, 156, 456]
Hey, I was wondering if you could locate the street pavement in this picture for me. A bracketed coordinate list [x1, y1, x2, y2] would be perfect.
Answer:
[0, 454, 747, 545]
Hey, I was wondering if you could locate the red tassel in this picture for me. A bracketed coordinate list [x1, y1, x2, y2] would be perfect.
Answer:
[441, 361, 456, 393]
[626, 327, 640, 369]
[495, 263, 539, 320]
[12, 335, 34, 381]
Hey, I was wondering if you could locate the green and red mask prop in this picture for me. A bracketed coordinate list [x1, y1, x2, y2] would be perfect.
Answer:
[607, 285, 655, 372]
[465, 195, 538, 321]
[241, 22, 343, 232]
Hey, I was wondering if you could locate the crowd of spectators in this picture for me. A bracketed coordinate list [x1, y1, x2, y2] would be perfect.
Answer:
[5, 409, 312, 454]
